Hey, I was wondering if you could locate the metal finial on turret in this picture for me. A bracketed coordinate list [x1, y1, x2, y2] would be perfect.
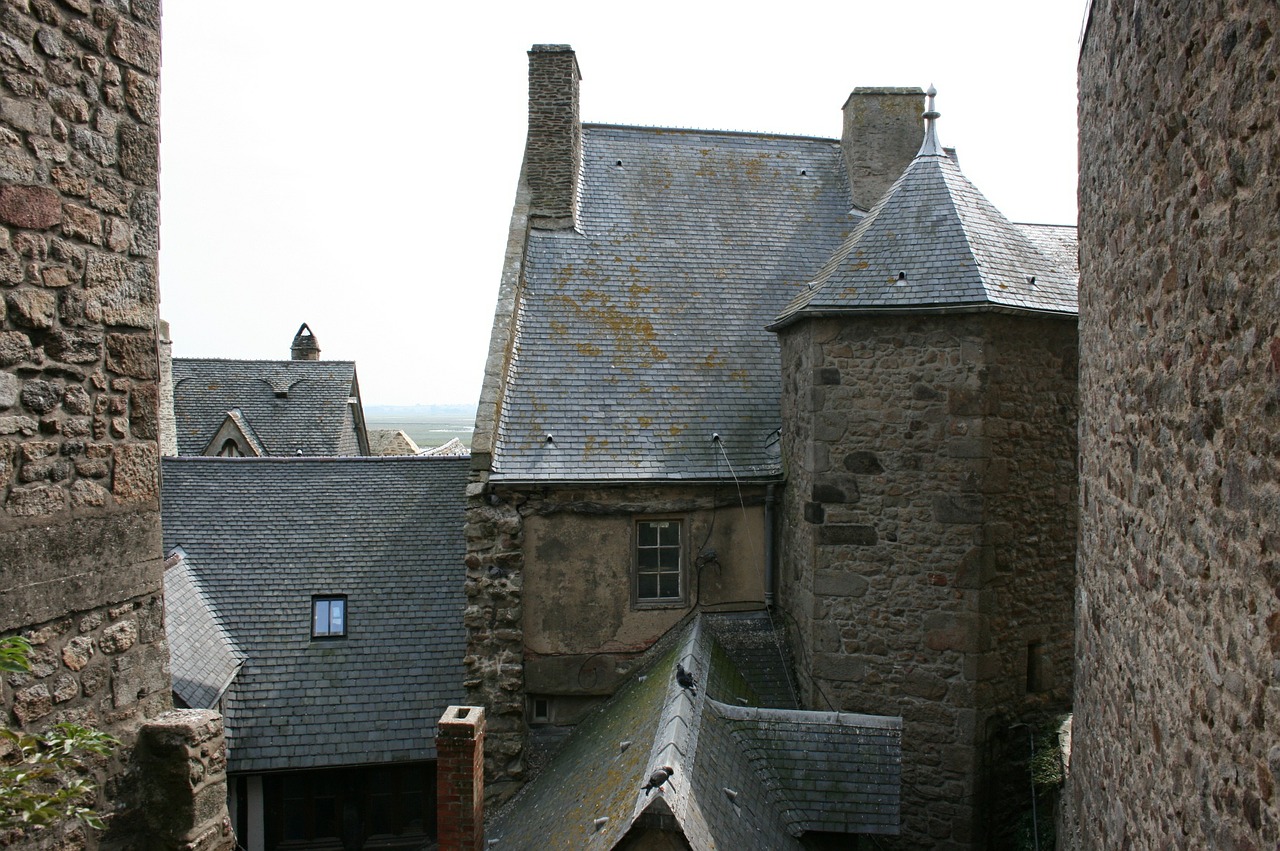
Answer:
[918, 84, 944, 157]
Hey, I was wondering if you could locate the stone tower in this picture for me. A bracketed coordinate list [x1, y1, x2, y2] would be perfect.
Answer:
[1070, 0, 1280, 845]
[771, 91, 1079, 848]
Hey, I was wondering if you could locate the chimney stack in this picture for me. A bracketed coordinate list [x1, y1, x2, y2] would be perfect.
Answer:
[437, 705, 486, 851]
[840, 87, 925, 211]
[290, 322, 320, 361]
[526, 44, 581, 230]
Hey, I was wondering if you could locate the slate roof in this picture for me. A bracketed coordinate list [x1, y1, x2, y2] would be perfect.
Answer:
[491, 125, 860, 483]
[772, 108, 1078, 327]
[172, 358, 368, 457]
[164, 554, 245, 710]
[160, 456, 468, 774]
[485, 612, 901, 849]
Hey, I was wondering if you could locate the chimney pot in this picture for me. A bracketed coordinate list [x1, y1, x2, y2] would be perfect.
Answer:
[291, 322, 321, 361]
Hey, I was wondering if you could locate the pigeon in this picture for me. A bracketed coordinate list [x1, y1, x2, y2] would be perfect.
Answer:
[676, 662, 697, 695]
[642, 765, 675, 796]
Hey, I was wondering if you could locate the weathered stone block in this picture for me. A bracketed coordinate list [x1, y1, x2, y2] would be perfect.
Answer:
[117, 121, 157, 183]
[20, 379, 61, 413]
[818, 524, 877, 546]
[842, 450, 883, 474]
[62, 201, 101, 244]
[812, 652, 865, 682]
[814, 570, 869, 598]
[933, 495, 983, 524]
[109, 18, 159, 74]
[105, 331, 156, 378]
[0, 372, 16, 408]
[923, 612, 981, 653]
[14, 682, 52, 724]
[111, 441, 157, 503]
[101, 619, 137, 653]
[0, 184, 60, 229]
[6, 483, 67, 516]
[7, 288, 56, 329]
[813, 475, 860, 503]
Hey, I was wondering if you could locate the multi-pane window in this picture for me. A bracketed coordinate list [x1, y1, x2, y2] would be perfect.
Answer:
[636, 520, 682, 603]
[312, 596, 347, 638]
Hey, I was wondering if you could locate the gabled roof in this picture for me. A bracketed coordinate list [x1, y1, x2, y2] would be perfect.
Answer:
[486, 613, 901, 849]
[160, 456, 468, 773]
[491, 125, 858, 483]
[202, 408, 266, 457]
[772, 97, 1077, 327]
[173, 358, 369, 456]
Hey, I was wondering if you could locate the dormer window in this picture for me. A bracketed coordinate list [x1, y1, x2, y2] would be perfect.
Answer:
[312, 596, 347, 638]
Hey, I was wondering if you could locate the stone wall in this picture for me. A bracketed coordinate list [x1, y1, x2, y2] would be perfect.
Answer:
[1071, 0, 1280, 845]
[0, 0, 164, 617]
[0, 3, 227, 848]
[463, 481, 770, 798]
[777, 312, 1076, 848]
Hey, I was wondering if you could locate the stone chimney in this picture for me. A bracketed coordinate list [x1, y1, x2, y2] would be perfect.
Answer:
[840, 87, 925, 211]
[290, 322, 320, 360]
[437, 705, 486, 851]
[526, 44, 581, 230]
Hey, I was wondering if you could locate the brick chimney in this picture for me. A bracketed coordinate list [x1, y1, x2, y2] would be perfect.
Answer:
[437, 705, 486, 851]
[291, 322, 320, 360]
[526, 44, 581, 230]
[840, 87, 925, 211]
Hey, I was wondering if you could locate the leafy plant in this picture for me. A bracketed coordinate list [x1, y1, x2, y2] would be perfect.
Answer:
[0, 636, 32, 675]
[0, 636, 119, 834]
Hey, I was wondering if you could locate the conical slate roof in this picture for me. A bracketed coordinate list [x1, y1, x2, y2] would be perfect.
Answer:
[772, 90, 1076, 328]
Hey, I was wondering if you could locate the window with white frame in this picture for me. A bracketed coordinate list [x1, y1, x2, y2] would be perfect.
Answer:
[635, 519, 682, 604]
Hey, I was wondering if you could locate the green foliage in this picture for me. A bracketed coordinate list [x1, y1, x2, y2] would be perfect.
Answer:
[0, 636, 32, 674]
[0, 636, 119, 835]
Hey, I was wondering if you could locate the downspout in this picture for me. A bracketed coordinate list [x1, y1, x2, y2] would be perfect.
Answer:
[764, 484, 777, 608]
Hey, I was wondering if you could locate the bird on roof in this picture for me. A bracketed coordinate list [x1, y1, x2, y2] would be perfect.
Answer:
[642, 765, 675, 796]
[676, 662, 697, 695]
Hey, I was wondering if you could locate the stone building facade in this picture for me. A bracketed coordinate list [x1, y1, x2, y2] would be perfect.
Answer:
[472, 46, 1079, 848]
[0, 3, 231, 848]
[1070, 0, 1280, 845]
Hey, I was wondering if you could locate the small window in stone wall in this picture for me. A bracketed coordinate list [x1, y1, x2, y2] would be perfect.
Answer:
[312, 596, 347, 638]
[1026, 641, 1050, 693]
[530, 696, 550, 724]
[635, 519, 683, 605]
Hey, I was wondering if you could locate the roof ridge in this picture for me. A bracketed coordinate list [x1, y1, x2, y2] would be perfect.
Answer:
[584, 122, 839, 144]
[634, 618, 705, 827]
[174, 357, 356, 366]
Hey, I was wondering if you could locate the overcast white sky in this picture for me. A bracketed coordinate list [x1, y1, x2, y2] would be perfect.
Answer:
[159, 1, 1086, 407]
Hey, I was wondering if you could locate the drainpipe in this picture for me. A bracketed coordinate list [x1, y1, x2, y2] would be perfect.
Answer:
[764, 484, 777, 608]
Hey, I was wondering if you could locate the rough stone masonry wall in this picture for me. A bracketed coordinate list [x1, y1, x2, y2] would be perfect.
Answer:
[1071, 0, 1280, 846]
[0, 2, 207, 848]
[777, 312, 1076, 849]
